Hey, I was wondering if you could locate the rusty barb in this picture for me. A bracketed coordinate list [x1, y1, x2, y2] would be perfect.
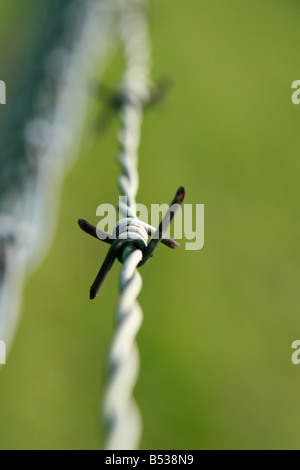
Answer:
[78, 186, 185, 300]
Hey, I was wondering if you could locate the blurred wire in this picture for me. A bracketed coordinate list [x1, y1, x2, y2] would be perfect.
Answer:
[0, 0, 115, 351]
[103, 0, 151, 450]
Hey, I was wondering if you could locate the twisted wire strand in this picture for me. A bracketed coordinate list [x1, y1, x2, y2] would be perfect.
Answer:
[104, 250, 143, 450]
[117, 0, 152, 212]
[0, 0, 115, 351]
[103, 0, 151, 450]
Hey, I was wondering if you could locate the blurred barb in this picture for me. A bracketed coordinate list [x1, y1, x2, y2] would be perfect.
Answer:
[103, 0, 151, 450]
[0, 0, 116, 350]
[97, 77, 173, 132]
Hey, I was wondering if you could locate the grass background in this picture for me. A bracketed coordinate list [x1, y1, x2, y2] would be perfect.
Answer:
[0, 0, 300, 449]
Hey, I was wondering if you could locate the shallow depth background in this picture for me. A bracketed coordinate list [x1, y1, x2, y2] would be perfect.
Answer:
[0, 0, 300, 450]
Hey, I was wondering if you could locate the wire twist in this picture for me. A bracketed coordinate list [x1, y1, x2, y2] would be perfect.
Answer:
[104, 249, 143, 450]
[103, 0, 151, 450]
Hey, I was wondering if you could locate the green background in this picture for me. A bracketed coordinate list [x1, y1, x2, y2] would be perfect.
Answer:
[0, 0, 300, 450]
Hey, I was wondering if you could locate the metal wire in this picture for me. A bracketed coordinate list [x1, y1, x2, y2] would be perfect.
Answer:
[0, 0, 115, 351]
[103, 0, 151, 450]
[104, 249, 144, 450]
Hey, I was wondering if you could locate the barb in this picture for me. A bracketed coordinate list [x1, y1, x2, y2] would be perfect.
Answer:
[96, 77, 172, 133]
[79, 185, 184, 299]
[102, 0, 151, 450]
[76, 0, 184, 450]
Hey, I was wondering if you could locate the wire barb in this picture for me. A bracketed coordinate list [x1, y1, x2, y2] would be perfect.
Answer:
[78, 0, 185, 451]
[96, 78, 173, 133]
[79, 185, 185, 297]
[103, 0, 150, 450]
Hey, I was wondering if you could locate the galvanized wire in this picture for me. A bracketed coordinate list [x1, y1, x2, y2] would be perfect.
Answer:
[103, 0, 151, 450]
[104, 249, 144, 450]
[0, 0, 115, 351]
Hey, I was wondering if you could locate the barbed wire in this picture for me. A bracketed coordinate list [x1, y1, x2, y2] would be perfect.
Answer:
[102, 0, 152, 450]
[0, 0, 115, 352]
[0, 0, 182, 450]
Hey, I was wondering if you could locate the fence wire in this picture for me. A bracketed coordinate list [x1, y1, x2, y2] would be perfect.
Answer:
[0, 0, 115, 351]
[103, 0, 151, 450]
[0, 0, 153, 451]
